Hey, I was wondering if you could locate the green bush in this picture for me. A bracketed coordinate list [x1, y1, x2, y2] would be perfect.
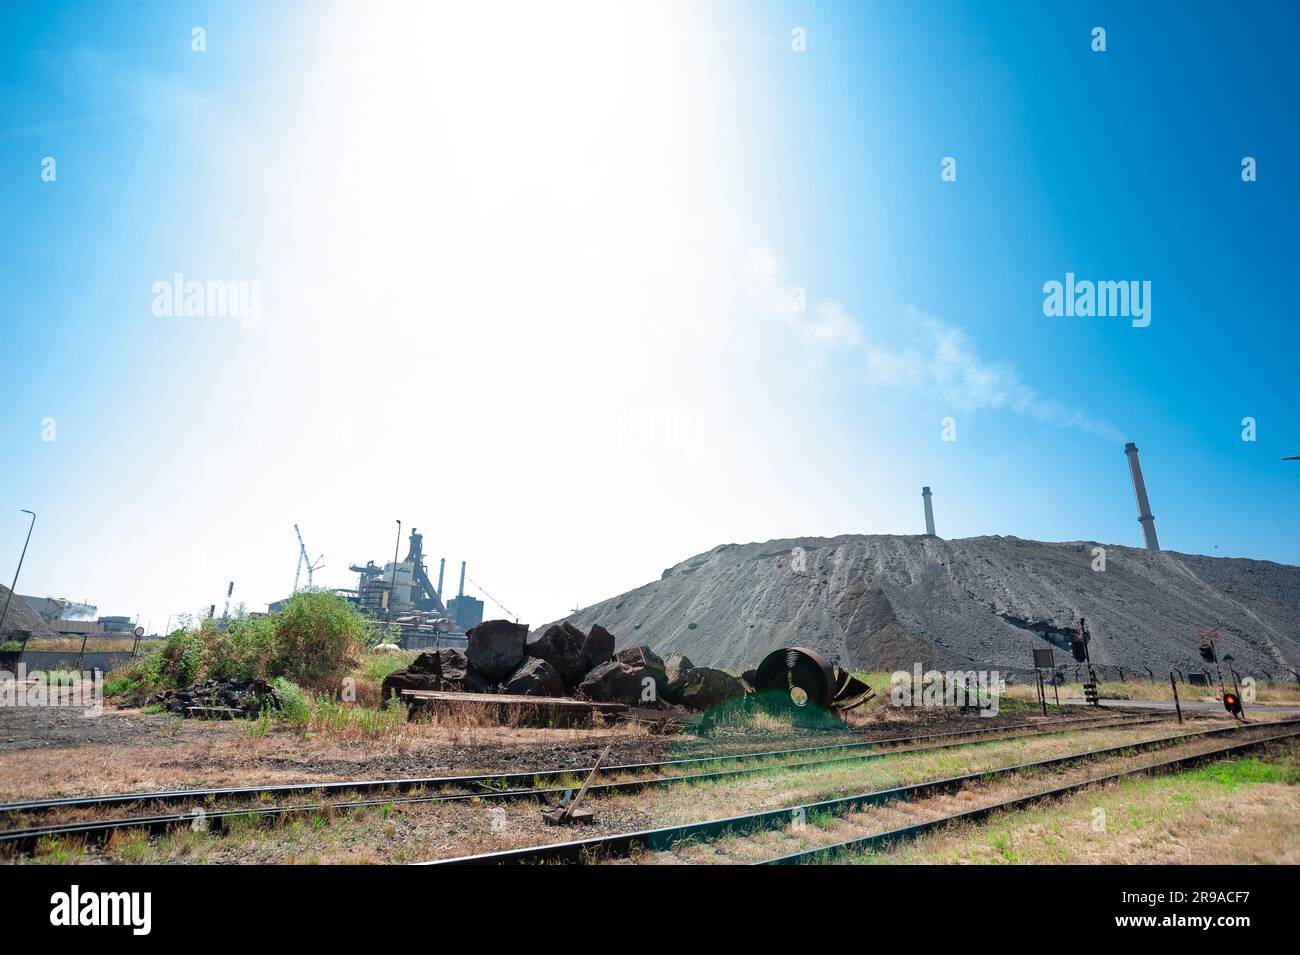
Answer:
[104, 592, 375, 698]
[272, 677, 310, 726]
[209, 614, 277, 681]
[272, 591, 371, 688]
[103, 675, 141, 698]
[159, 630, 206, 686]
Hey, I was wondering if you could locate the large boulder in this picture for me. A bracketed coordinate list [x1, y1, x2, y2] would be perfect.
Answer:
[677, 667, 745, 711]
[467, 619, 528, 684]
[527, 623, 588, 690]
[381, 669, 442, 704]
[382, 648, 491, 701]
[664, 652, 694, 683]
[615, 645, 665, 672]
[663, 652, 695, 703]
[435, 648, 491, 693]
[581, 624, 616, 671]
[578, 660, 667, 705]
[408, 652, 443, 676]
[503, 657, 565, 697]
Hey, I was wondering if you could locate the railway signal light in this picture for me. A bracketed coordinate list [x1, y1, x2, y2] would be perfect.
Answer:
[1071, 639, 1087, 663]
[1083, 682, 1100, 705]
[1223, 692, 1243, 718]
[1199, 643, 1217, 663]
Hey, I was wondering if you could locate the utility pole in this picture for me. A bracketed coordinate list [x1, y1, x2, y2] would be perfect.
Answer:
[0, 509, 36, 636]
[388, 520, 401, 625]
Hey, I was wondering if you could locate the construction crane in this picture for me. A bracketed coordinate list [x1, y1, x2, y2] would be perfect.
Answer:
[293, 524, 325, 593]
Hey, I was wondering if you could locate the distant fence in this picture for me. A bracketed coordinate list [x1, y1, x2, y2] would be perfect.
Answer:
[0, 650, 136, 674]
[1002, 664, 1297, 687]
[1000, 664, 1144, 685]
[401, 633, 468, 652]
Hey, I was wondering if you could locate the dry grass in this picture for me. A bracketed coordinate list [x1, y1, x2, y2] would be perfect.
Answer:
[629, 729, 1300, 865]
[599, 721, 1192, 830]
[1003, 678, 1300, 705]
[0, 709, 652, 803]
[868, 742, 1300, 864]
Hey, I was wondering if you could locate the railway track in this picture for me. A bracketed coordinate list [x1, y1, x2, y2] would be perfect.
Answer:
[0, 712, 1163, 852]
[0, 709, 1136, 817]
[761, 727, 1299, 864]
[425, 718, 1300, 865]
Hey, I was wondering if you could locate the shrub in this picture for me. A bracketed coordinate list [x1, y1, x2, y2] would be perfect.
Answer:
[272, 677, 310, 726]
[159, 630, 206, 687]
[271, 591, 370, 689]
[103, 675, 140, 698]
[208, 613, 277, 682]
[105, 593, 375, 698]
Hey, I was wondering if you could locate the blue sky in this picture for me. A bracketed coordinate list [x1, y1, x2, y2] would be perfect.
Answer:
[1, 1, 1296, 631]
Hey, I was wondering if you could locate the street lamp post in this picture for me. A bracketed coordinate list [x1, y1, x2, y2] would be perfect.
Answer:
[0, 510, 36, 636]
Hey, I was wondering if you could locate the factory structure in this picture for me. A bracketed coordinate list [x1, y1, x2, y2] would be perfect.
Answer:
[10, 595, 137, 639]
[1124, 442, 1160, 551]
[345, 528, 483, 646]
[918, 440, 1163, 551]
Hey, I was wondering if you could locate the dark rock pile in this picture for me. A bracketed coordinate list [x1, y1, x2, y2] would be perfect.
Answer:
[147, 678, 279, 718]
[380, 619, 746, 712]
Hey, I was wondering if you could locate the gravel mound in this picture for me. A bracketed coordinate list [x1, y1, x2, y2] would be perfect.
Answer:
[0, 584, 58, 639]
[541, 535, 1300, 678]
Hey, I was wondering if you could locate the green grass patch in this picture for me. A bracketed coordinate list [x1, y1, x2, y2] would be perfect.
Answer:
[1179, 756, 1300, 789]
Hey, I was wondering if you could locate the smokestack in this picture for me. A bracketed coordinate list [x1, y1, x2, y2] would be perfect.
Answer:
[458, 560, 466, 598]
[921, 486, 936, 536]
[437, 558, 445, 599]
[1124, 442, 1160, 551]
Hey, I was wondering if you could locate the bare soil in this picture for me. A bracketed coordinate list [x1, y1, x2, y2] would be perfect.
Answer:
[0, 695, 1150, 803]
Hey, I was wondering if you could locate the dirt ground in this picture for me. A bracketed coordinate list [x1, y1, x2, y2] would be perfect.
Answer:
[0, 696, 1164, 803]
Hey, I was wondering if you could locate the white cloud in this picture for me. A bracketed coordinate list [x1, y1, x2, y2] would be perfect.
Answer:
[753, 247, 1123, 441]
[909, 308, 1123, 440]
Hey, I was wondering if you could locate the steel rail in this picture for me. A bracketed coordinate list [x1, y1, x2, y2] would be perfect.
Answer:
[422, 718, 1300, 865]
[760, 726, 1300, 864]
[0, 709, 1146, 816]
[0, 714, 1164, 851]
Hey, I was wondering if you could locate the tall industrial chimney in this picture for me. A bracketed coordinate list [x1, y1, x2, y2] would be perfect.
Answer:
[458, 560, 466, 598]
[437, 558, 445, 600]
[1124, 442, 1160, 551]
[921, 486, 936, 536]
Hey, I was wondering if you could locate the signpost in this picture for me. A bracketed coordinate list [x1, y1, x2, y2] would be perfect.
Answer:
[1032, 648, 1056, 715]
